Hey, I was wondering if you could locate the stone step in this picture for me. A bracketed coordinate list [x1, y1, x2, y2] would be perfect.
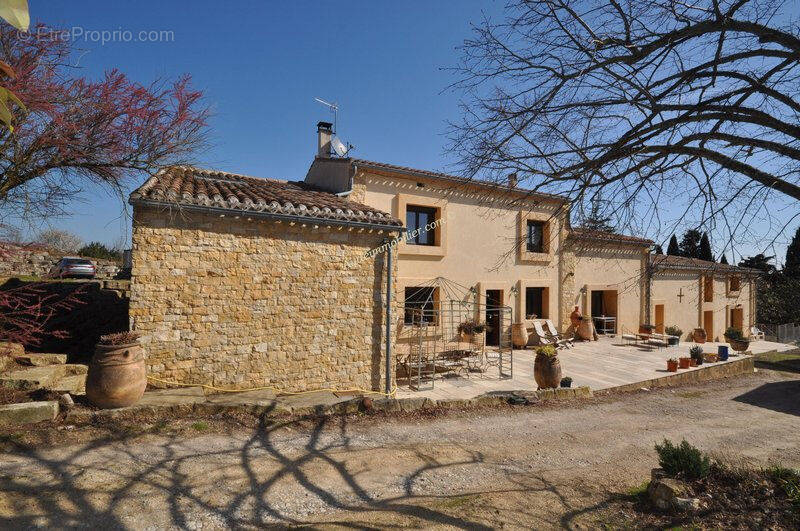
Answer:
[49, 374, 86, 395]
[0, 364, 87, 391]
[0, 401, 59, 426]
[13, 352, 67, 367]
[0, 342, 24, 357]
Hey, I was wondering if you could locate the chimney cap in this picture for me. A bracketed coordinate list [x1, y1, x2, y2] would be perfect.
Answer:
[317, 121, 333, 131]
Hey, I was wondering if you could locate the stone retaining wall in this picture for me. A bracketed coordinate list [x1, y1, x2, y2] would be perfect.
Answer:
[130, 206, 398, 392]
[0, 242, 123, 279]
[595, 356, 755, 395]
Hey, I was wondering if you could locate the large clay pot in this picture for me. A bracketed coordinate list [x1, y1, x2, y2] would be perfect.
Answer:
[534, 352, 562, 389]
[692, 328, 707, 343]
[726, 337, 750, 352]
[512, 323, 529, 348]
[86, 342, 147, 409]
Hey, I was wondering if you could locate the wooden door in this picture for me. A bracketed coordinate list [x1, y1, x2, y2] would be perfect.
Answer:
[730, 308, 744, 332]
[703, 310, 714, 341]
[654, 304, 665, 334]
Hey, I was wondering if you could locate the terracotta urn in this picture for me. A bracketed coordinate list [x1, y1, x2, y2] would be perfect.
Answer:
[86, 342, 147, 409]
[692, 328, 707, 343]
[511, 323, 529, 348]
[679, 357, 691, 369]
[726, 337, 750, 352]
[667, 359, 678, 372]
[534, 351, 562, 389]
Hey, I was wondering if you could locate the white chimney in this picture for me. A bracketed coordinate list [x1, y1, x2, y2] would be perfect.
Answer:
[317, 121, 333, 158]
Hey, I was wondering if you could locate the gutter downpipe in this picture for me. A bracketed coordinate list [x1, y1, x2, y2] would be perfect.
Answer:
[384, 238, 393, 395]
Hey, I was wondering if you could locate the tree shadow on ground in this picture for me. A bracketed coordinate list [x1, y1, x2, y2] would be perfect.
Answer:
[0, 410, 583, 529]
[733, 379, 800, 417]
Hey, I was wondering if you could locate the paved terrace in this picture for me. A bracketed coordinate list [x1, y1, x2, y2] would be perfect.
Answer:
[395, 337, 794, 401]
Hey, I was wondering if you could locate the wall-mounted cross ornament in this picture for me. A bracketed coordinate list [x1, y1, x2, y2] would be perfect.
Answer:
[677, 288, 684, 303]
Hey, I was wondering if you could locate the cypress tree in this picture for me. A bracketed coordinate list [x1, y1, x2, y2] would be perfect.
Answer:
[667, 234, 680, 256]
[785, 226, 800, 277]
[699, 233, 714, 261]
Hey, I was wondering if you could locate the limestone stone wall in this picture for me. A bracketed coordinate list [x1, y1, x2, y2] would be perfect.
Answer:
[130, 206, 397, 392]
[0, 242, 123, 280]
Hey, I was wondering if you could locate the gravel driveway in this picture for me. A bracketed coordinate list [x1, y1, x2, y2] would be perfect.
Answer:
[1, 369, 798, 529]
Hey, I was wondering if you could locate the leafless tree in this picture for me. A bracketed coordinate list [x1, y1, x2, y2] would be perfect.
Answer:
[33, 229, 82, 253]
[448, 0, 800, 257]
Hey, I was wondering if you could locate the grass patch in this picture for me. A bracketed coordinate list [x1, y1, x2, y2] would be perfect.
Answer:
[190, 421, 209, 432]
[625, 480, 650, 499]
[767, 465, 800, 509]
[755, 348, 800, 374]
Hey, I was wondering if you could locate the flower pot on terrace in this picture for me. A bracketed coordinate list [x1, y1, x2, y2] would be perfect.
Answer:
[534, 351, 562, 389]
[667, 360, 678, 372]
[726, 337, 750, 352]
[692, 328, 707, 343]
[679, 357, 691, 369]
[667, 336, 679, 346]
[86, 342, 147, 409]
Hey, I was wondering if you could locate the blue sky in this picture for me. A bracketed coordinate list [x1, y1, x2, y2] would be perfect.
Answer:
[12, 1, 798, 263]
[17, 0, 501, 248]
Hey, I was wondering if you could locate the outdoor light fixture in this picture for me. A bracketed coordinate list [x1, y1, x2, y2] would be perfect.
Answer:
[510, 285, 518, 295]
[469, 286, 477, 295]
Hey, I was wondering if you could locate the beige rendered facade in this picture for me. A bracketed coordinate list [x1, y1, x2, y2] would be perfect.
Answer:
[306, 122, 757, 343]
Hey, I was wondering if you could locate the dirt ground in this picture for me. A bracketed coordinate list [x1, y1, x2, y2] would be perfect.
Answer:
[0, 367, 798, 529]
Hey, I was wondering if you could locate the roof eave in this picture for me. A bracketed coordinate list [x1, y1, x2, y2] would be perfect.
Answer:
[353, 160, 567, 204]
[130, 198, 405, 232]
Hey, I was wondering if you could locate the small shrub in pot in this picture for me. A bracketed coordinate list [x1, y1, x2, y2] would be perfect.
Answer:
[534, 345, 561, 389]
[690, 345, 704, 366]
[560, 376, 572, 388]
[664, 325, 682, 345]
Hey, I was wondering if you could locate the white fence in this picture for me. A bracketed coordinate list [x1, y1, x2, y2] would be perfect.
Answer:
[758, 323, 800, 344]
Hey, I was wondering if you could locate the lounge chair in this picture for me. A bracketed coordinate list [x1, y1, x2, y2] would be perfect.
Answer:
[750, 326, 765, 341]
[531, 321, 555, 347]
[545, 319, 573, 348]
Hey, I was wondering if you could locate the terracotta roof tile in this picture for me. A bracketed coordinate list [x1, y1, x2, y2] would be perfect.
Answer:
[652, 254, 756, 273]
[130, 166, 402, 228]
[568, 228, 653, 246]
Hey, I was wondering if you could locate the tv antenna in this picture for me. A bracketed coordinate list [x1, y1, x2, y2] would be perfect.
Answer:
[314, 97, 338, 133]
[314, 97, 354, 157]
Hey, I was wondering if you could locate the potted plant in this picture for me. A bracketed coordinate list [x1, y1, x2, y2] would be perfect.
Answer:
[724, 326, 750, 353]
[679, 356, 691, 369]
[86, 331, 146, 409]
[664, 325, 682, 346]
[692, 327, 707, 343]
[560, 376, 572, 388]
[457, 320, 486, 342]
[705, 352, 719, 363]
[666, 358, 678, 372]
[534, 345, 562, 389]
[690, 345, 704, 366]
[639, 323, 656, 337]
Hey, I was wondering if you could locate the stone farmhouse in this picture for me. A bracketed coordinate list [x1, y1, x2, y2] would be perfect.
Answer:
[128, 122, 758, 391]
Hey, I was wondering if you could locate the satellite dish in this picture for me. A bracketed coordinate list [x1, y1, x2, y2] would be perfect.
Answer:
[331, 136, 348, 157]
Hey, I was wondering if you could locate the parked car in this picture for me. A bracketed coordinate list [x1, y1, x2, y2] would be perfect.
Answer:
[49, 257, 96, 279]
